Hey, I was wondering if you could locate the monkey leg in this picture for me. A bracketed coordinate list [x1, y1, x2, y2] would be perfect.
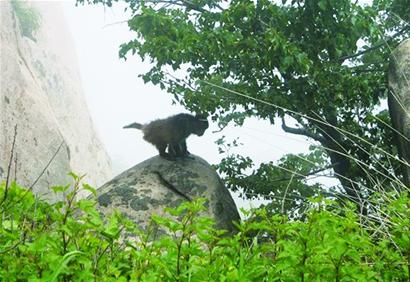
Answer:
[168, 141, 190, 158]
[180, 144, 194, 159]
[180, 140, 190, 156]
[156, 144, 175, 160]
[168, 143, 179, 158]
[168, 143, 185, 158]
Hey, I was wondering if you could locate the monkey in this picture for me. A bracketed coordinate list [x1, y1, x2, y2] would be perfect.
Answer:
[123, 113, 209, 160]
[167, 139, 189, 157]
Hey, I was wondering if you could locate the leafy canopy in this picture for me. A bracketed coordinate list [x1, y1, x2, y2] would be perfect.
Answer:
[77, 0, 410, 216]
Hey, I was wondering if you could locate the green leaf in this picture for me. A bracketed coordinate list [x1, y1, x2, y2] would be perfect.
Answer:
[318, 0, 327, 10]
[83, 183, 97, 196]
[51, 185, 70, 193]
[50, 251, 85, 281]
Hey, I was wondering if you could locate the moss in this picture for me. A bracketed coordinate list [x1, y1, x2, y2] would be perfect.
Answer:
[11, 0, 41, 41]
[130, 197, 150, 211]
[33, 60, 46, 78]
[97, 193, 112, 207]
[115, 186, 136, 204]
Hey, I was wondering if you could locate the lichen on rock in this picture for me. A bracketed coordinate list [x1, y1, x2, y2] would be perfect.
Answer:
[94, 155, 240, 236]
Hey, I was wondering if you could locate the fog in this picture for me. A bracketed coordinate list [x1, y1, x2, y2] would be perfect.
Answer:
[61, 0, 327, 209]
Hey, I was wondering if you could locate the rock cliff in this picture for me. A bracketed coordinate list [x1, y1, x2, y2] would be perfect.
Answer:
[388, 39, 410, 187]
[0, 1, 112, 201]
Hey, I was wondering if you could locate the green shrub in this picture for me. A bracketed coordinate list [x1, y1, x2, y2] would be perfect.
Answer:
[11, 0, 41, 41]
[0, 177, 409, 281]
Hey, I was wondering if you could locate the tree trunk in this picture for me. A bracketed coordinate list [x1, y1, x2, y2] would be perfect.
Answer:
[314, 113, 365, 211]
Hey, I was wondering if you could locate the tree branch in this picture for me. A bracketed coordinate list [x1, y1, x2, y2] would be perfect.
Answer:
[144, 0, 221, 13]
[180, 0, 224, 12]
[0, 125, 18, 206]
[351, 67, 386, 74]
[339, 26, 410, 62]
[0, 140, 67, 214]
[28, 141, 65, 191]
[271, 163, 338, 184]
[281, 117, 326, 143]
[0, 238, 24, 254]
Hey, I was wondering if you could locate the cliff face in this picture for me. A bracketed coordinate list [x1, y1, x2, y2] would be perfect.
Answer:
[0, 1, 112, 201]
[388, 39, 410, 187]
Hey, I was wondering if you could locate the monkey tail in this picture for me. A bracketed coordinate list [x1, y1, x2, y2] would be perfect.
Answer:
[123, 122, 143, 130]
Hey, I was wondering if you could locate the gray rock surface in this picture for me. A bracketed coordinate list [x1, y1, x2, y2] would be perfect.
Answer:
[388, 39, 410, 187]
[0, 1, 112, 201]
[94, 155, 240, 235]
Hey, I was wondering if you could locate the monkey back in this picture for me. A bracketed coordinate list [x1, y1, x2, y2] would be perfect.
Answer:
[142, 113, 208, 145]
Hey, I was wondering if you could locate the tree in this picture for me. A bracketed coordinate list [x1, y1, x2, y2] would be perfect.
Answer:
[78, 0, 409, 217]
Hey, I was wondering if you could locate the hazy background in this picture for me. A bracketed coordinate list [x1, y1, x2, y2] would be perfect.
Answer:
[60, 0, 324, 209]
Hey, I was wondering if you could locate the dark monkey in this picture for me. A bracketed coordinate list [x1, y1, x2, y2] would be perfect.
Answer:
[123, 113, 209, 160]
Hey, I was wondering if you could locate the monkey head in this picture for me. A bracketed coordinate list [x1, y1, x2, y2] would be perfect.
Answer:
[193, 115, 209, 136]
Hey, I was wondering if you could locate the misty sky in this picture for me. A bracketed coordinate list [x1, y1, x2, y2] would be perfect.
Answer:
[60, 0, 334, 209]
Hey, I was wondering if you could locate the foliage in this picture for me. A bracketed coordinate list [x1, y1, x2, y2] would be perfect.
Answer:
[374, 0, 410, 24]
[76, 0, 410, 216]
[11, 0, 42, 41]
[218, 146, 330, 219]
[1, 179, 410, 280]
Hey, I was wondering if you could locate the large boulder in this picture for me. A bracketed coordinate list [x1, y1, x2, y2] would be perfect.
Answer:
[0, 1, 112, 201]
[94, 156, 240, 235]
[388, 39, 410, 187]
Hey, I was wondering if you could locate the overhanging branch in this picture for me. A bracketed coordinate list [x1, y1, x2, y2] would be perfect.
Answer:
[144, 0, 222, 13]
[281, 117, 326, 143]
[271, 163, 338, 184]
[339, 26, 410, 62]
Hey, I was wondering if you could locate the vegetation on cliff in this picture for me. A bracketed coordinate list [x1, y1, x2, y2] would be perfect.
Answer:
[11, 0, 41, 41]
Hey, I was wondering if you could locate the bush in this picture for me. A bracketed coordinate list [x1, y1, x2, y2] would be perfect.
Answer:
[0, 177, 409, 281]
[11, 0, 41, 41]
